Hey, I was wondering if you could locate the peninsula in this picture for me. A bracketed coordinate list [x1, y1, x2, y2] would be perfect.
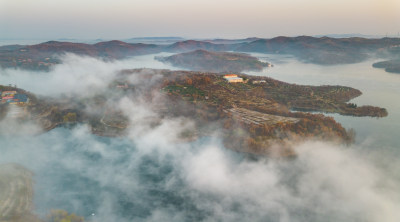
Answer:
[0, 69, 388, 155]
[155, 50, 271, 72]
[373, 59, 400, 74]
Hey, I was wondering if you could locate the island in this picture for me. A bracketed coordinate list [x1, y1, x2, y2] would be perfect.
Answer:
[372, 59, 400, 74]
[0, 69, 387, 156]
[155, 49, 272, 72]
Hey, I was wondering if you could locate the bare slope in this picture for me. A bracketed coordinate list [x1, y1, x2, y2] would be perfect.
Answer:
[0, 164, 41, 222]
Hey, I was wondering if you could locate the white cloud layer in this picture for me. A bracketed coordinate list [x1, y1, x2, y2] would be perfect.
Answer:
[0, 53, 399, 222]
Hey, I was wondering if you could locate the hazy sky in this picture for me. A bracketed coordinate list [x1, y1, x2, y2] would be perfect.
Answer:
[1, 0, 399, 40]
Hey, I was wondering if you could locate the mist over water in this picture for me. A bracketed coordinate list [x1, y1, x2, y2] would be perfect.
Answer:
[0, 54, 399, 221]
[0, 52, 177, 96]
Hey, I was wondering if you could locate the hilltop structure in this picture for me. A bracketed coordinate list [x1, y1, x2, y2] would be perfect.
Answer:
[0, 91, 29, 104]
[223, 74, 243, 83]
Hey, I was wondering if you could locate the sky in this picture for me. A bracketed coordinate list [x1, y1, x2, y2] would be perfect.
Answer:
[0, 0, 400, 40]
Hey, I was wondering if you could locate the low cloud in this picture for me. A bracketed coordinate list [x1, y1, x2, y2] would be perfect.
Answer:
[0, 54, 399, 222]
[1, 124, 398, 221]
[0, 53, 176, 97]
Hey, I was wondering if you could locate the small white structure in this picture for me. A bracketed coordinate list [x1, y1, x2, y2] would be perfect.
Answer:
[223, 74, 243, 83]
[252, 80, 266, 84]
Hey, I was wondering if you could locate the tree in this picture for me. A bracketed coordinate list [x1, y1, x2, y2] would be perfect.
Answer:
[63, 112, 77, 123]
[203, 76, 211, 84]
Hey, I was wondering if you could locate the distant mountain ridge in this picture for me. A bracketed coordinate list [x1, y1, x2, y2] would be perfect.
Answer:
[126, 37, 184, 41]
[1, 36, 400, 70]
[313, 33, 387, 38]
[165, 40, 241, 52]
[236, 36, 400, 64]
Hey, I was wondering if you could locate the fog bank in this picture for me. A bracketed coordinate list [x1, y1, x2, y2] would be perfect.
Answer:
[0, 54, 399, 222]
